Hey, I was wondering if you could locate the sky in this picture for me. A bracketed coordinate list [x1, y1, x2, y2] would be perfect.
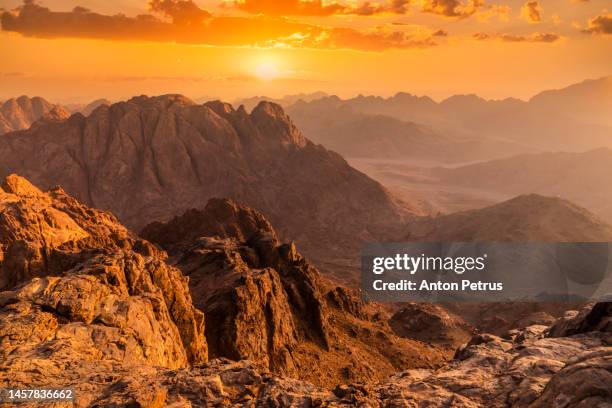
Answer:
[0, 0, 610, 103]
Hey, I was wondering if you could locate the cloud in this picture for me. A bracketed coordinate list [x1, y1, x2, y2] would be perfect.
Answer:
[294, 26, 439, 51]
[233, 0, 489, 18]
[231, 0, 412, 16]
[476, 4, 510, 21]
[149, 0, 211, 25]
[581, 11, 612, 34]
[421, 0, 483, 18]
[473, 31, 560, 42]
[0, 1, 440, 51]
[232, 0, 347, 16]
[432, 29, 448, 36]
[521, 0, 541, 23]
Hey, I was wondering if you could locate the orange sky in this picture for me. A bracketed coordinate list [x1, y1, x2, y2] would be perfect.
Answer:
[0, 0, 610, 103]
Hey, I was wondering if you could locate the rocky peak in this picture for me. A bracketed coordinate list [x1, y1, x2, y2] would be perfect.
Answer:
[251, 101, 307, 148]
[142, 198, 332, 374]
[1, 173, 44, 197]
[142, 199, 441, 386]
[0, 95, 69, 135]
[126, 94, 196, 110]
[141, 198, 277, 254]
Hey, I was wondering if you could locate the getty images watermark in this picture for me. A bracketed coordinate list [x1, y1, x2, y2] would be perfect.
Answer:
[362, 242, 612, 302]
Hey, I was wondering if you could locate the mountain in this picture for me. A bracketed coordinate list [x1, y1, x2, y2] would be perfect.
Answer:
[407, 194, 612, 242]
[286, 99, 528, 163]
[530, 76, 612, 127]
[432, 148, 612, 224]
[285, 76, 612, 160]
[0, 95, 70, 134]
[235, 91, 328, 112]
[65, 98, 113, 115]
[0, 95, 414, 277]
[2, 174, 610, 407]
[80, 98, 112, 115]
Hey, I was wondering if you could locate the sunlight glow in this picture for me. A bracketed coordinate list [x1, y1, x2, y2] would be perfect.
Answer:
[255, 61, 280, 81]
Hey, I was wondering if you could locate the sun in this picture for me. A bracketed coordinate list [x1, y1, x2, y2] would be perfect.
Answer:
[255, 61, 280, 81]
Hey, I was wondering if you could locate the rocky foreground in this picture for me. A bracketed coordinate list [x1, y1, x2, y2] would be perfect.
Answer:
[0, 175, 610, 407]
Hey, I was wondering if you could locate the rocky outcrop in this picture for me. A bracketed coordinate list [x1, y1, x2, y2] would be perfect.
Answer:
[0, 174, 131, 290]
[547, 302, 612, 338]
[142, 198, 445, 387]
[0, 175, 208, 370]
[0, 96, 69, 134]
[0, 95, 411, 275]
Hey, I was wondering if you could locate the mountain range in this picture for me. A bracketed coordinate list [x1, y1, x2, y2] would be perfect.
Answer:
[284, 76, 612, 161]
[0, 95, 414, 283]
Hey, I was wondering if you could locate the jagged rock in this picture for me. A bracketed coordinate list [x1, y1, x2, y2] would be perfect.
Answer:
[325, 286, 368, 320]
[0, 251, 206, 369]
[548, 302, 612, 337]
[0, 96, 69, 135]
[0, 174, 133, 290]
[0, 175, 208, 370]
[143, 198, 444, 387]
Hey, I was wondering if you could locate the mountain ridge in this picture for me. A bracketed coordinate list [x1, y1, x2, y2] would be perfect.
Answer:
[0, 95, 70, 135]
[0, 94, 414, 282]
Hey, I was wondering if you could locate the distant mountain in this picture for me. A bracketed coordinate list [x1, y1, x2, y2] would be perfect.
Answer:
[235, 91, 328, 112]
[287, 99, 528, 162]
[80, 98, 112, 115]
[530, 76, 612, 127]
[431, 148, 612, 224]
[65, 98, 112, 115]
[0, 94, 414, 273]
[285, 76, 612, 159]
[0, 95, 69, 134]
[408, 194, 612, 242]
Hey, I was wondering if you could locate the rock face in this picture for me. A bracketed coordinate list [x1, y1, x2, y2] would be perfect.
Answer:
[142, 198, 445, 387]
[0, 95, 410, 273]
[0, 175, 208, 372]
[0, 96, 69, 135]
